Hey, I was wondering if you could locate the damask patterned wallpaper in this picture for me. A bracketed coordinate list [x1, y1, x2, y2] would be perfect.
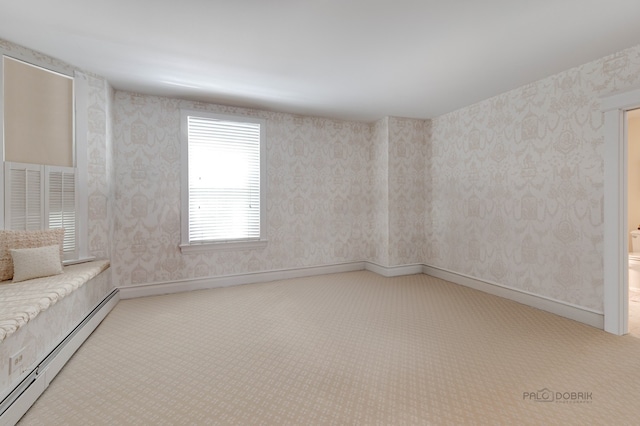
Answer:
[112, 43, 640, 313]
[427, 44, 640, 312]
[111, 96, 430, 287]
[112, 94, 377, 285]
[370, 118, 390, 266]
[86, 74, 113, 260]
[370, 117, 428, 266]
[5, 36, 640, 315]
[386, 117, 428, 266]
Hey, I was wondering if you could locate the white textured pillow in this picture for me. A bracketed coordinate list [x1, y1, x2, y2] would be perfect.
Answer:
[0, 229, 65, 281]
[10, 245, 63, 283]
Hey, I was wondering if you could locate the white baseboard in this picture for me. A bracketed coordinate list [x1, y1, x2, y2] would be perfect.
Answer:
[119, 262, 367, 299]
[118, 261, 604, 330]
[422, 264, 604, 329]
[364, 262, 424, 277]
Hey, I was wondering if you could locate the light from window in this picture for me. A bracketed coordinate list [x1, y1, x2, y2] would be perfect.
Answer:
[185, 113, 263, 244]
[47, 167, 77, 257]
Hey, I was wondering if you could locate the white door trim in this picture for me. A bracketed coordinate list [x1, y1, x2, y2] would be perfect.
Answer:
[602, 88, 640, 335]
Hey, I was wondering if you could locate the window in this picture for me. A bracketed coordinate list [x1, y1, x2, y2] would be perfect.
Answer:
[4, 163, 77, 260]
[2, 56, 73, 167]
[180, 110, 266, 252]
[1, 53, 90, 263]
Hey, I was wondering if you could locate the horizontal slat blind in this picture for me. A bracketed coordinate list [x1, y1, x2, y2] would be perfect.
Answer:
[187, 116, 261, 243]
[4, 162, 77, 260]
[6, 162, 43, 231]
[47, 166, 77, 258]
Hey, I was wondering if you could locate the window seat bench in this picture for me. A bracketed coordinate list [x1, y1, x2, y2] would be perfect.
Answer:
[0, 259, 118, 423]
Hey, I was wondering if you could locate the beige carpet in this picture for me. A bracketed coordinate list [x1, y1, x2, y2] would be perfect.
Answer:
[17, 271, 640, 425]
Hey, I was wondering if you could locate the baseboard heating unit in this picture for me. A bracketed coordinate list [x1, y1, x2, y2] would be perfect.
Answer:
[0, 289, 119, 426]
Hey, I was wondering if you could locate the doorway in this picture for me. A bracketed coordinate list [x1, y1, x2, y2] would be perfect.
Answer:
[603, 88, 640, 335]
[628, 109, 640, 336]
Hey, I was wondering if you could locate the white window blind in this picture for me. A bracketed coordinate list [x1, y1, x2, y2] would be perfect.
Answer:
[186, 115, 262, 243]
[5, 163, 43, 230]
[4, 162, 77, 260]
[46, 166, 77, 259]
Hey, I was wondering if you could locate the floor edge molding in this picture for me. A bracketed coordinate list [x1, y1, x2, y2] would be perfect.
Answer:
[422, 264, 604, 329]
[118, 261, 604, 330]
[364, 262, 424, 277]
[118, 262, 367, 299]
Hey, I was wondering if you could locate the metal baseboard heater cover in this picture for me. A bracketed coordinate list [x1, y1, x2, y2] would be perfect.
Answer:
[0, 288, 119, 422]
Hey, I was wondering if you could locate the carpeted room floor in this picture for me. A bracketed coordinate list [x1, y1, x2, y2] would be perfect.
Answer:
[17, 271, 640, 425]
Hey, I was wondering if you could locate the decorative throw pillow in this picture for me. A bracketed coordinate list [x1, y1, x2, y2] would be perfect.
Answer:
[0, 229, 65, 281]
[10, 245, 64, 283]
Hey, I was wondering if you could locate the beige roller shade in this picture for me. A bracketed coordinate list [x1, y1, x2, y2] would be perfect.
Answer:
[3, 56, 73, 167]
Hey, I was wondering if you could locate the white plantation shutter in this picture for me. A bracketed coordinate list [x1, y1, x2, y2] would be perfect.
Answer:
[3, 162, 77, 260]
[187, 115, 262, 243]
[46, 166, 77, 259]
[5, 162, 44, 230]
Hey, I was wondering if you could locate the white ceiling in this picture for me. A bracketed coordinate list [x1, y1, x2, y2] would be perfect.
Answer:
[1, 0, 640, 122]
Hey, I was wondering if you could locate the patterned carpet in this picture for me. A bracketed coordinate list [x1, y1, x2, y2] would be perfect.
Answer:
[17, 271, 640, 425]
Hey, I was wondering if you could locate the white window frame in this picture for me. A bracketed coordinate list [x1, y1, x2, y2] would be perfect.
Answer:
[179, 109, 267, 253]
[0, 50, 91, 264]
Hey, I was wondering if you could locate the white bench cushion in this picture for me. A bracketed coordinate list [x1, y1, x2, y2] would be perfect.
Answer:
[0, 259, 109, 342]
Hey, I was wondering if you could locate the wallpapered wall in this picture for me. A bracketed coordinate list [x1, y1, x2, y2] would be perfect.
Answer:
[386, 117, 428, 266]
[370, 118, 390, 266]
[6, 35, 640, 314]
[0, 39, 113, 263]
[112, 43, 640, 313]
[369, 117, 428, 266]
[112, 94, 379, 285]
[111, 96, 430, 286]
[87, 74, 114, 260]
[427, 44, 640, 312]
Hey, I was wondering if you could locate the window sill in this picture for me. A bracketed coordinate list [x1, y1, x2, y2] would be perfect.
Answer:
[180, 239, 268, 254]
[63, 256, 97, 266]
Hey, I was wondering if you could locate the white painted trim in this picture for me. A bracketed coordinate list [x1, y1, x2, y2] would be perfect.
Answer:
[0, 49, 73, 79]
[119, 262, 429, 299]
[0, 58, 4, 229]
[601, 88, 640, 335]
[119, 262, 366, 299]
[179, 109, 267, 248]
[601, 87, 640, 111]
[1, 372, 45, 426]
[118, 260, 602, 330]
[422, 264, 604, 329]
[73, 71, 90, 260]
[603, 107, 628, 335]
[42, 290, 119, 385]
[179, 109, 189, 245]
[0, 289, 119, 424]
[180, 239, 268, 254]
[62, 256, 97, 266]
[364, 262, 424, 277]
[0, 48, 76, 230]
